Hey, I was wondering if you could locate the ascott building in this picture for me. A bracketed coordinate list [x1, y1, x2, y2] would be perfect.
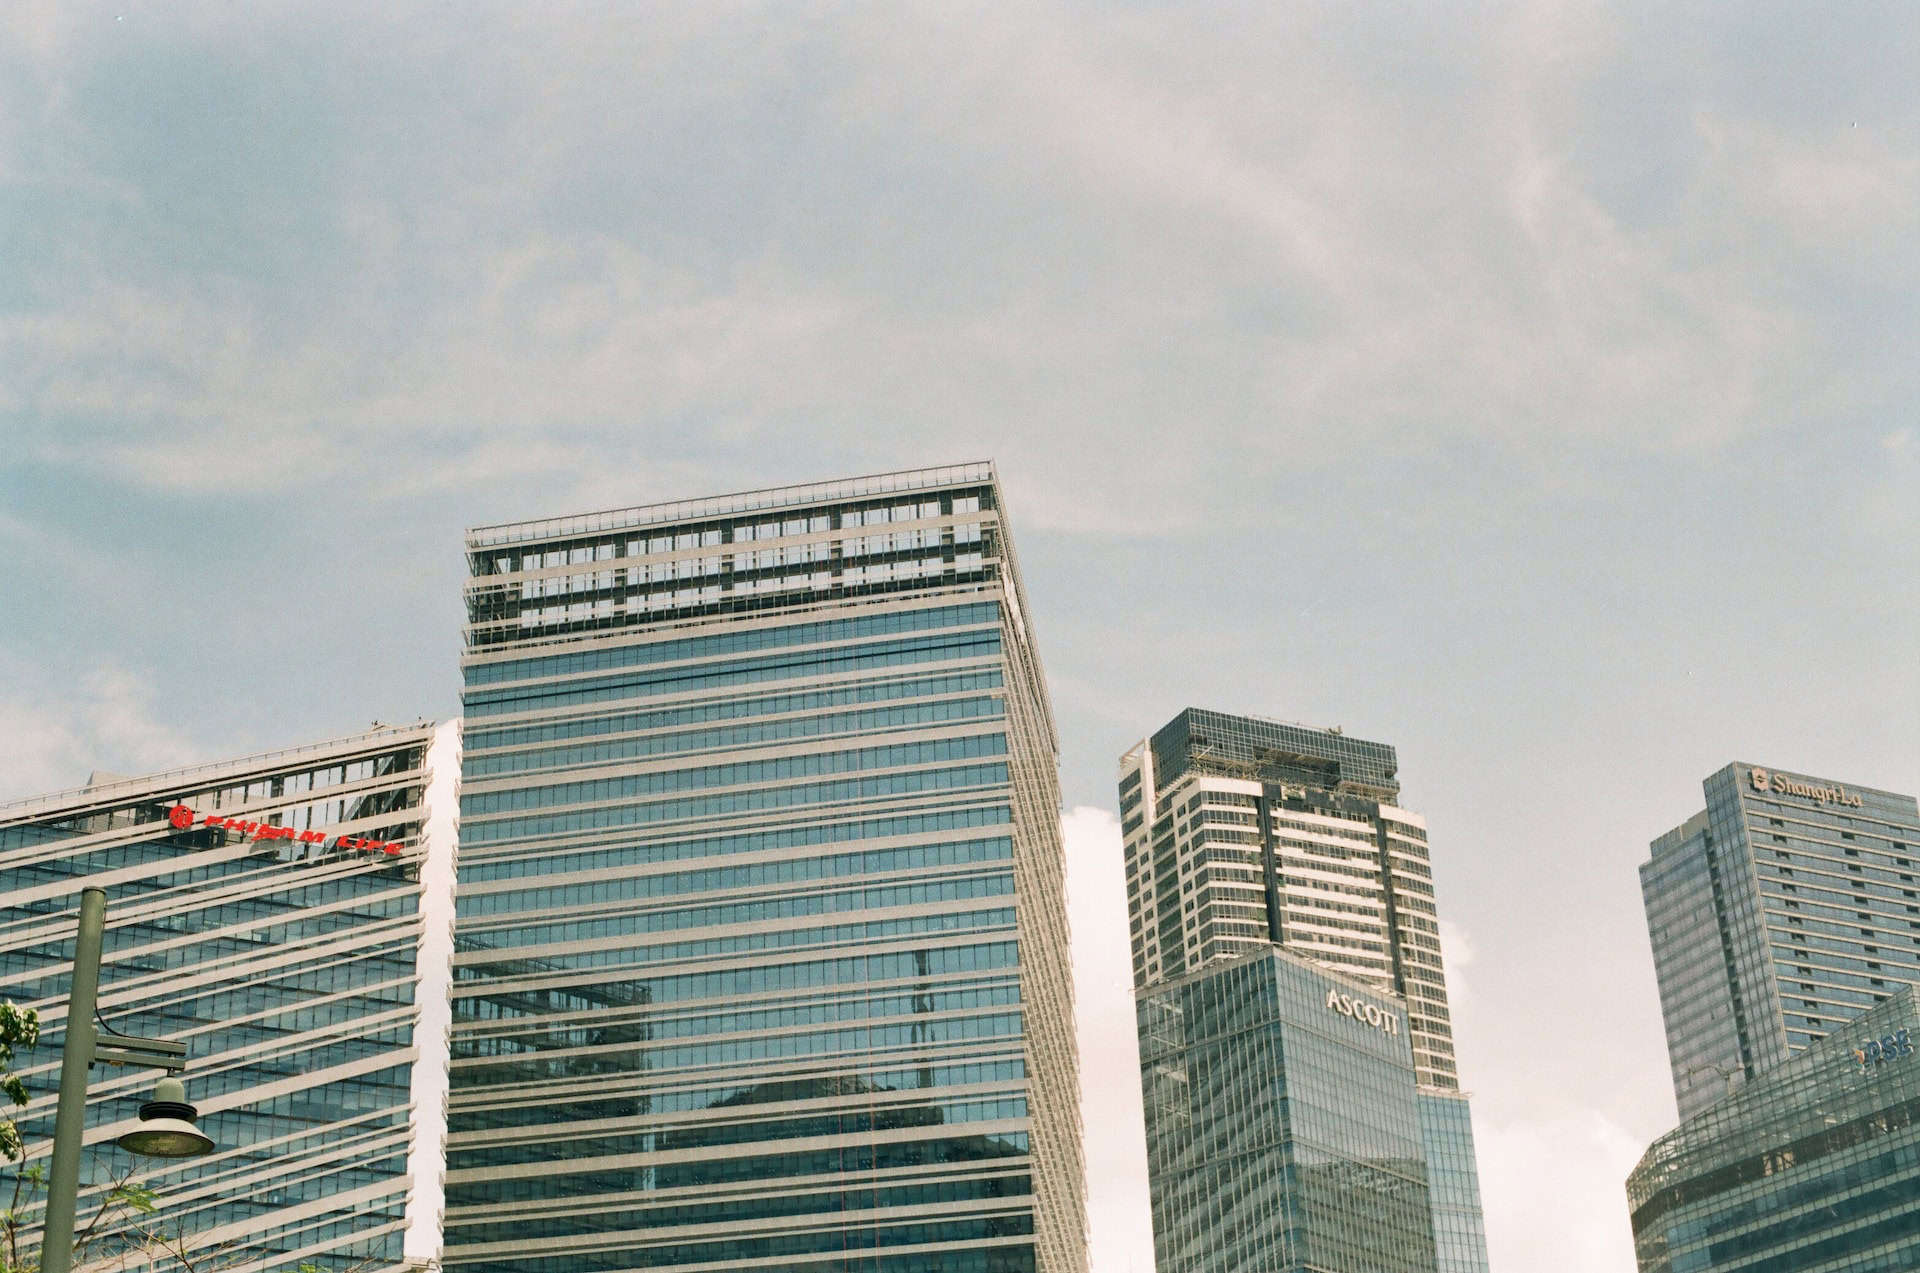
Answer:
[443, 464, 1087, 1273]
[1118, 709, 1489, 1273]
[0, 723, 456, 1272]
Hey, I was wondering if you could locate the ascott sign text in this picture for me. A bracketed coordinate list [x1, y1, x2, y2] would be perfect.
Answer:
[1750, 768, 1864, 808]
[167, 803, 404, 856]
[1325, 987, 1401, 1036]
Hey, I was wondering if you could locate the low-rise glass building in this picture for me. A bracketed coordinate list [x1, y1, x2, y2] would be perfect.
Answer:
[1138, 946, 1439, 1273]
[1627, 985, 1920, 1272]
[0, 723, 454, 1272]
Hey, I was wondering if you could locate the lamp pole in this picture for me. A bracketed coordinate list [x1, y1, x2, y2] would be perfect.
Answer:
[41, 887, 200, 1273]
[41, 888, 106, 1273]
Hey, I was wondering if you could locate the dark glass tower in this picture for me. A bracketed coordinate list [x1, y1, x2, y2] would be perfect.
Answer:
[0, 724, 448, 1271]
[444, 464, 1086, 1273]
[1640, 763, 1920, 1119]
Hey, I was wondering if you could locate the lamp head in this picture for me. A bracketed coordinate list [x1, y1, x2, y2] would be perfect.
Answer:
[116, 1076, 214, 1159]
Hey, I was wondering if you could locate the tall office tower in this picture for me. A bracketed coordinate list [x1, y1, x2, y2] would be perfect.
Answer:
[1641, 762, 1920, 1119]
[1626, 986, 1920, 1271]
[0, 723, 453, 1272]
[1119, 708, 1488, 1273]
[446, 463, 1086, 1273]
[1120, 710, 1459, 1092]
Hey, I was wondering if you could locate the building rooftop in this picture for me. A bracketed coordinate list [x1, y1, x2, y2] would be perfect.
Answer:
[1147, 707, 1400, 801]
[0, 721, 438, 817]
[467, 461, 998, 547]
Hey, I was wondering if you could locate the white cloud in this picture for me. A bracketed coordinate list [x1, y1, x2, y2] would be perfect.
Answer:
[404, 720, 461, 1261]
[1696, 112, 1920, 252]
[1440, 918, 1476, 1009]
[1063, 805, 1155, 1273]
[0, 655, 205, 799]
[1476, 1101, 1645, 1271]
[8, 2, 1891, 532]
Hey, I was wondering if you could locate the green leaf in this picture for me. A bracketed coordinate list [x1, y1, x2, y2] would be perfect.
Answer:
[0, 1006, 38, 1052]
[109, 1182, 159, 1215]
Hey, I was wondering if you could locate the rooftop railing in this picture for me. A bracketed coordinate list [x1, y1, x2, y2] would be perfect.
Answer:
[466, 461, 996, 548]
[0, 721, 439, 817]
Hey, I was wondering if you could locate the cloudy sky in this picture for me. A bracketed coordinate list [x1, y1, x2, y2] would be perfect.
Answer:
[4, 3, 1918, 1268]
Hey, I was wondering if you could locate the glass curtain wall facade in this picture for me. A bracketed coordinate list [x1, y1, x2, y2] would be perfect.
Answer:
[1138, 948, 1438, 1273]
[1415, 1091, 1491, 1273]
[445, 463, 1086, 1273]
[0, 723, 446, 1272]
[1641, 764, 1920, 1119]
[1119, 709, 1488, 1272]
[1627, 986, 1920, 1272]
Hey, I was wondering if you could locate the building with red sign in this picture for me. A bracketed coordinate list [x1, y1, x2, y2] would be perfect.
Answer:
[0, 721, 456, 1272]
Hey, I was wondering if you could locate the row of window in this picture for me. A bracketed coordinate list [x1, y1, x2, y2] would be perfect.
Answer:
[463, 669, 1002, 754]
[462, 734, 1008, 816]
[450, 1057, 1027, 1132]
[462, 834, 1013, 916]
[452, 940, 1022, 1018]
[456, 904, 1016, 983]
[464, 632, 1004, 719]
[460, 805, 1012, 883]
[461, 762, 1013, 844]
[468, 601, 999, 686]
[464, 872, 1016, 951]
[444, 1168, 1030, 1246]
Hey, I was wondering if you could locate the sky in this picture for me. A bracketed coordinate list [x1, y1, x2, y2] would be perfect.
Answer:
[4, 2, 1919, 1268]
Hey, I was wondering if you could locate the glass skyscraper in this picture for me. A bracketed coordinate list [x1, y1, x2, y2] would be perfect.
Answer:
[1626, 985, 1920, 1271]
[1140, 949, 1438, 1273]
[1118, 708, 1489, 1272]
[1641, 763, 1920, 1119]
[0, 722, 451, 1272]
[444, 463, 1086, 1273]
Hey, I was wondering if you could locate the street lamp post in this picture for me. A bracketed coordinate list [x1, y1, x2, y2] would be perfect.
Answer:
[41, 886, 212, 1273]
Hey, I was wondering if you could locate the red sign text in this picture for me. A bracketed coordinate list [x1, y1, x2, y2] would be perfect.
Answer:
[167, 804, 404, 856]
